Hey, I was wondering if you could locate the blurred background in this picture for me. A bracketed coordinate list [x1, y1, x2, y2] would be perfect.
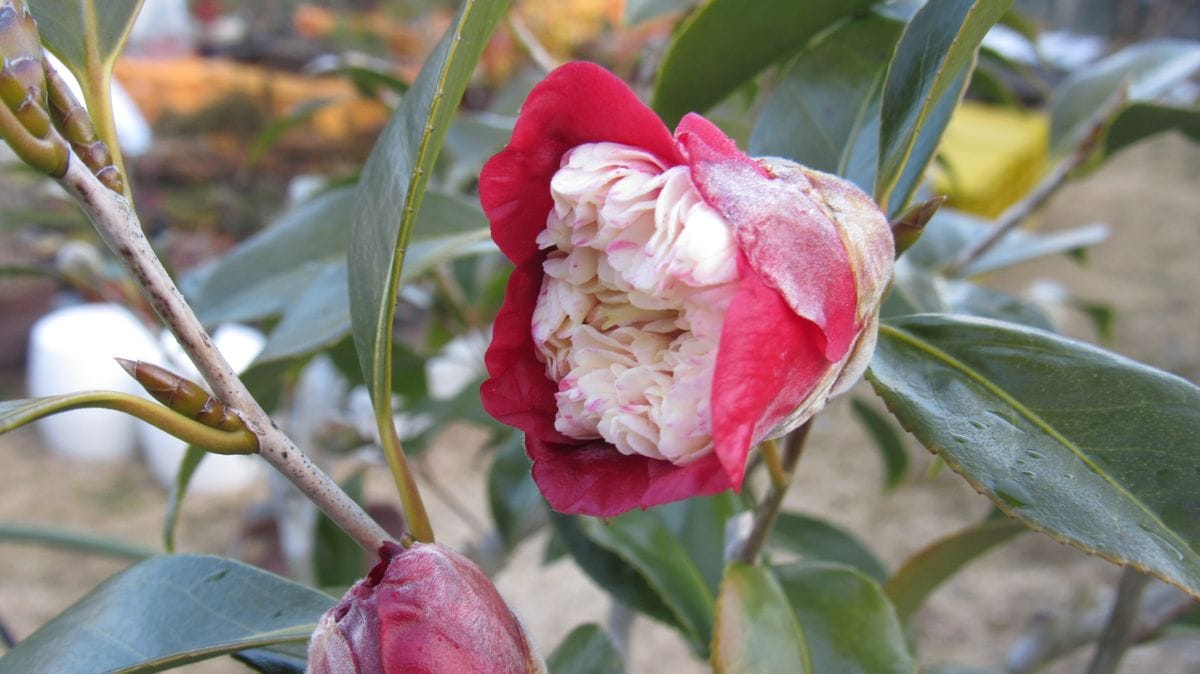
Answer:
[1, 1, 1199, 672]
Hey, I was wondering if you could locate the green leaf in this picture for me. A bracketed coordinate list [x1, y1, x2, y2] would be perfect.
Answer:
[902, 209, 1109, 276]
[868, 314, 1200, 598]
[313, 471, 367, 587]
[162, 445, 206, 553]
[576, 510, 715, 650]
[255, 262, 350, 363]
[346, 2, 509, 502]
[749, 13, 902, 192]
[549, 513, 680, 630]
[547, 624, 624, 674]
[26, 0, 140, 75]
[776, 562, 916, 674]
[876, 0, 1011, 210]
[711, 564, 811, 674]
[770, 512, 888, 583]
[887, 63, 970, 218]
[850, 397, 909, 490]
[27, 0, 143, 183]
[1104, 102, 1200, 158]
[1050, 40, 1200, 157]
[656, 492, 744, 592]
[624, 0, 695, 25]
[0, 555, 334, 673]
[884, 518, 1027, 621]
[652, 0, 876, 127]
[0, 520, 154, 560]
[487, 432, 545, 551]
[190, 187, 354, 327]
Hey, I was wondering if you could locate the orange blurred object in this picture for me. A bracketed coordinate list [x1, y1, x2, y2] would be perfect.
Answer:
[113, 56, 390, 142]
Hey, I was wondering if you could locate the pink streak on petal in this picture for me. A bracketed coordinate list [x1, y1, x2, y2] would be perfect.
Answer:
[676, 113, 860, 361]
[711, 260, 831, 486]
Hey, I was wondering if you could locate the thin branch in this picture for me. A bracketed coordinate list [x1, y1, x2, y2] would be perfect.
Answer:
[944, 92, 1124, 278]
[1086, 568, 1152, 674]
[506, 13, 559, 73]
[734, 422, 813, 565]
[57, 157, 391, 553]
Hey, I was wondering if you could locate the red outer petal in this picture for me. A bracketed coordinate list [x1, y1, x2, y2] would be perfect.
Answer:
[528, 437, 731, 517]
[676, 113, 859, 361]
[479, 62, 682, 267]
[711, 258, 830, 485]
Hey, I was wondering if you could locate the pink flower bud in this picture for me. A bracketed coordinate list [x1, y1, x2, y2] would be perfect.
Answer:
[307, 542, 544, 674]
[479, 62, 894, 517]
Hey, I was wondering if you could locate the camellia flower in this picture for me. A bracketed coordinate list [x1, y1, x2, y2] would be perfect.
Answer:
[479, 62, 894, 517]
[307, 542, 544, 674]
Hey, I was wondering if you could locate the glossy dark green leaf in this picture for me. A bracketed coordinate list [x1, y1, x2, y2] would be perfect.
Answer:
[1104, 102, 1200, 158]
[0, 555, 334, 673]
[770, 512, 888, 582]
[547, 624, 624, 674]
[887, 63, 970, 218]
[876, 0, 1011, 209]
[313, 471, 366, 588]
[577, 510, 715, 649]
[347, 1, 508, 478]
[0, 520, 153, 560]
[27, 0, 141, 77]
[868, 314, 1200, 597]
[776, 562, 916, 674]
[711, 564, 811, 674]
[549, 513, 679, 630]
[884, 518, 1028, 621]
[748, 13, 902, 192]
[850, 397, 909, 491]
[487, 431, 544, 551]
[1050, 40, 1200, 157]
[162, 444, 206, 553]
[652, 0, 875, 126]
[655, 491, 743, 591]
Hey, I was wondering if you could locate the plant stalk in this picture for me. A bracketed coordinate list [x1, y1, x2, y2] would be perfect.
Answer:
[1085, 567, 1152, 674]
[735, 421, 813, 565]
[58, 157, 391, 553]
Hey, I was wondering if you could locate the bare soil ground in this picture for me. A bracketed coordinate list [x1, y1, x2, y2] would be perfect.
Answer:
[2, 134, 1199, 673]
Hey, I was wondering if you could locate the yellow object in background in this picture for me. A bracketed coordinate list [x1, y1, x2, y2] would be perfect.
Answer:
[931, 102, 1049, 217]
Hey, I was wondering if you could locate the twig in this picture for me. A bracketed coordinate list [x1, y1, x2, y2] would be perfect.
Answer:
[944, 92, 1125, 278]
[1085, 568, 1152, 674]
[734, 422, 813, 565]
[57, 157, 391, 553]
[506, 13, 559, 73]
[1006, 579, 1195, 673]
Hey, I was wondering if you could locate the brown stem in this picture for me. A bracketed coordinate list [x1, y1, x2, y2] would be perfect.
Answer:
[944, 92, 1124, 278]
[58, 157, 391, 553]
[1086, 568, 1152, 674]
[735, 421, 813, 565]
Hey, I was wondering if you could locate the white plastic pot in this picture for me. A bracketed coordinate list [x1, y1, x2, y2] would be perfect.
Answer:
[27, 303, 163, 463]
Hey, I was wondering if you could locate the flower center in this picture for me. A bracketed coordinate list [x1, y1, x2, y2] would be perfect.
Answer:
[531, 142, 740, 465]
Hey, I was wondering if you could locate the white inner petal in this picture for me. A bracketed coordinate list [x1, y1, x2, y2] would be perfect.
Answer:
[531, 142, 740, 465]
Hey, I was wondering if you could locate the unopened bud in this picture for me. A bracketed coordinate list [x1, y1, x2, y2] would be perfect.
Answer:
[0, 0, 67, 175]
[308, 542, 545, 674]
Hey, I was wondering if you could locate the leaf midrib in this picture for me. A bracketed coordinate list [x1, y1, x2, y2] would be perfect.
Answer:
[877, 321, 1193, 556]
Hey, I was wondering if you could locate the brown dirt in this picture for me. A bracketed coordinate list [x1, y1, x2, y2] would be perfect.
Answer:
[2, 134, 1199, 673]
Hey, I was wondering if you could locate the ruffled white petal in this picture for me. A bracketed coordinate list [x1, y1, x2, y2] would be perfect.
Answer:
[531, 142, 740, 465]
